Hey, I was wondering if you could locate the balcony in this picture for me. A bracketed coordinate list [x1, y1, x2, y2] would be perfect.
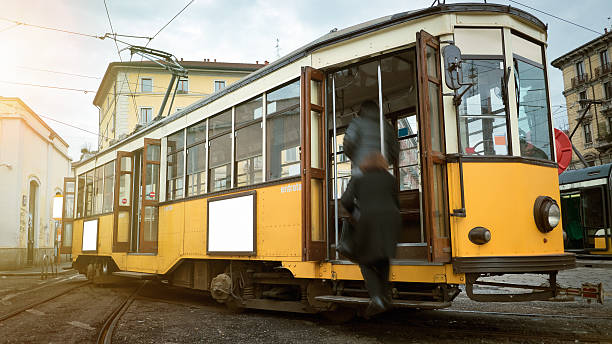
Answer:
[571, 73, 589, 88]
[594, 63, 611, 79]
[595, 122, 612, 151]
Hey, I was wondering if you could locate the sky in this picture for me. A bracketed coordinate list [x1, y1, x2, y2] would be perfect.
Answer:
[0, 0, 611, 161]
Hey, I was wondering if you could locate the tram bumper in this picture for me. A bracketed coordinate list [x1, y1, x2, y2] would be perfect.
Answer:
[452, 253, 576, 274]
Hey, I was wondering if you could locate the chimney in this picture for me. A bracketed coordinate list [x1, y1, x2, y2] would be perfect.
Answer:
[256, 60, 259, 64]
[180, 58, 183, 61]
[264, 60, 269, 65]
[214, 58, 216, 62]
[606, 28, 608, 34]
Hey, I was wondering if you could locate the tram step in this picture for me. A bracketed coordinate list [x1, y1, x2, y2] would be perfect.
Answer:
[112, 271, 158, 280]
[314, 295, 451, 309]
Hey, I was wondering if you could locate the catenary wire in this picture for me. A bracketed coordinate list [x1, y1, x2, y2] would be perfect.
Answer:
[0, 80, 95, 93]
[37, 114, 109, 140]
[508, 0, 603, 35]
[16, 66, 101, 79]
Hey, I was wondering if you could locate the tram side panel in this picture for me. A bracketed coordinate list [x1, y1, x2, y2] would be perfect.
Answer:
[71, 180, 303, 274]
[451, 162, 564, 258]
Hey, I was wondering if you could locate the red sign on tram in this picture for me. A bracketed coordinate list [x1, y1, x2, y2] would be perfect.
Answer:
[121, 198, 127, 205]
[149, 191, 155, 198]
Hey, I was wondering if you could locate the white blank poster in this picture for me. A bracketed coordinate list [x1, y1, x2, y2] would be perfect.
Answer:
[82, 219, 98, 251]
[208, 194, 255, 253]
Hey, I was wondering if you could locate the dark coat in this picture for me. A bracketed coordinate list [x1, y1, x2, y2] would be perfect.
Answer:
[340, 170, 401, 264]
[343, 104, 399, 171]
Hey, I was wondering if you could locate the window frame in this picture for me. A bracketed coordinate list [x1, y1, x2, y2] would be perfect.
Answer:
[140, 77, 153, 93]
[584, 122, 593, 144]
[600, 50, 610, 68]
[576, 60, 586, 78]
[234, 96, 264, 188]
[166, 129, 186, 201]
[186, 120, 208, 196]
[510, 31, 555, 163]
[177, 78, 189, 94]
[457, 55, 512, 156]
[214, 80, 226, 92]
[140, 107, 154, 124]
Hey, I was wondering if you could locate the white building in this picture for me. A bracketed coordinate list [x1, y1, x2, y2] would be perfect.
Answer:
[0, 97, 71, 269]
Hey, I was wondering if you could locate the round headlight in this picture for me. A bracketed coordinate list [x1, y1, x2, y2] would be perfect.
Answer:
[534, 196, 560, 233]
[547, 202, 561, 228]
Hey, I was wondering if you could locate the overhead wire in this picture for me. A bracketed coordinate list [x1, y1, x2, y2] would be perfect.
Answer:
[507, 0, 603, 36]
[16, 66, 101, 79]
[0, 22, 20, 34]
[0, 80, 95, 93]
[133, 0, 195, 122]
[103, 0, 140, 125]
[0, 16, 104, 39]
[38, 114, 109, 140]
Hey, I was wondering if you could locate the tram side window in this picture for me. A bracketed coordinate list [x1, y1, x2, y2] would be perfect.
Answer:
[76, 174, 85, 218]
[93, 166, 104, 214]
[186, 121, 207, 196]
[267, 81, 300, 181]
[208, 109, 232, 192]
[166, 130, 185, 200]
[103, 161, 115, 213]
[458, 59, 509, 156]
[85, 170, 94, 217]
[234, 97, 263, 187]
[512, 33, 553, 161]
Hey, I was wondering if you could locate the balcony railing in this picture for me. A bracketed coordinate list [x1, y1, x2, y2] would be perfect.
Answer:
[594, 63, 611, 79]
[571, 73, 589, 88]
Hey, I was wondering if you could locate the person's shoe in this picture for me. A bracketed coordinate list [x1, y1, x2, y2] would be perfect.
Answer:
[364, 296, 387, 318]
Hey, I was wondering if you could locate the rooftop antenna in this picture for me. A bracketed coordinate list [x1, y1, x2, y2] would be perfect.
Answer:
[275, 38, 280, 58]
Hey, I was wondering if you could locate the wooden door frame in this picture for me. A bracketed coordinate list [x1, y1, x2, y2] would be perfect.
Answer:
[139, 138, 161, 252]
[60, 177, 75, 254]
[301, 66, 327, 261]
[113, 151, 132, 252]
[416, 30, 451, 263]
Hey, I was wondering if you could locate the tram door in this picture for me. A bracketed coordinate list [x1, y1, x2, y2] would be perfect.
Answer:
[301, 66, 327, 261]
[112, 139, 161, 253]
[416, 30, 451, 263]
[139, 139, 161, 252]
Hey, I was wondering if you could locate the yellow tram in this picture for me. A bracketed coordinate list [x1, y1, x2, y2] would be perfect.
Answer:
[61, 3, 585, 314]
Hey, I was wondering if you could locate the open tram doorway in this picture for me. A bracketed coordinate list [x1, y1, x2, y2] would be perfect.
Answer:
[113, 139, 161, 254]
[325, 31, 450, 263]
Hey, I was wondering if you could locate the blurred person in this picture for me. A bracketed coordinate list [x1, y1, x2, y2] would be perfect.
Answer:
[343, 100, 398, 175]
[341, 152, 400, 317]
[340, 100, 400, 317]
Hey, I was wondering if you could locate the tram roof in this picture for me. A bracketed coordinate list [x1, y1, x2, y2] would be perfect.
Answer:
[559, 163, 612, 185]
[74, 3, 546, 168]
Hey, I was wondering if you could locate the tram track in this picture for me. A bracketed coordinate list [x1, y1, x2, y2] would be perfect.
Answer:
[96, 281, 148, 344]
[0, 279, 91, 322]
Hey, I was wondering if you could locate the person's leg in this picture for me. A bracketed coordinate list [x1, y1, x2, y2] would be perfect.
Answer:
[360, 261, 391, 317]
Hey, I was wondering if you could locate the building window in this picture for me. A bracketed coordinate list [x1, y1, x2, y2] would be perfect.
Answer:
[85, 170, 94, 217]
[579, 91, 588, 109]
[141, 78, 153, 93]
[266, 80, 301, 181]
[576, 61, 586, 78]
[140, 107, 153, 124]
[607, 116, 612, 134]
[186, 121, 207, 196]
[515, 57, 553, 160]
[601, 50, 610, 69]
[214, 80, 226, 92]
[458, 59, 509, 156]
[166, 130, 185, 200]
[584, 123, 592, 144]
[604, 82, 611, 100]
[177, 79, 188, 94]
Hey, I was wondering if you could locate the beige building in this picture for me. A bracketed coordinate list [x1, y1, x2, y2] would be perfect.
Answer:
[93, 60, 265, 150]
[552, 31, 612, 168]
[0, 97, 71, 269]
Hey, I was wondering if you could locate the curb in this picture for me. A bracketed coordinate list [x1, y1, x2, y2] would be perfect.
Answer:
[576, 260, 612, 269]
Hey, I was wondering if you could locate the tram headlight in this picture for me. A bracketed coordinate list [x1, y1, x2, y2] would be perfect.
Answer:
[533, 196, 560, 233]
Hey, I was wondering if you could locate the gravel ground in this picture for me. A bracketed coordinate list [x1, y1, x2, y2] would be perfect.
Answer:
[0, 267, 610, 343]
